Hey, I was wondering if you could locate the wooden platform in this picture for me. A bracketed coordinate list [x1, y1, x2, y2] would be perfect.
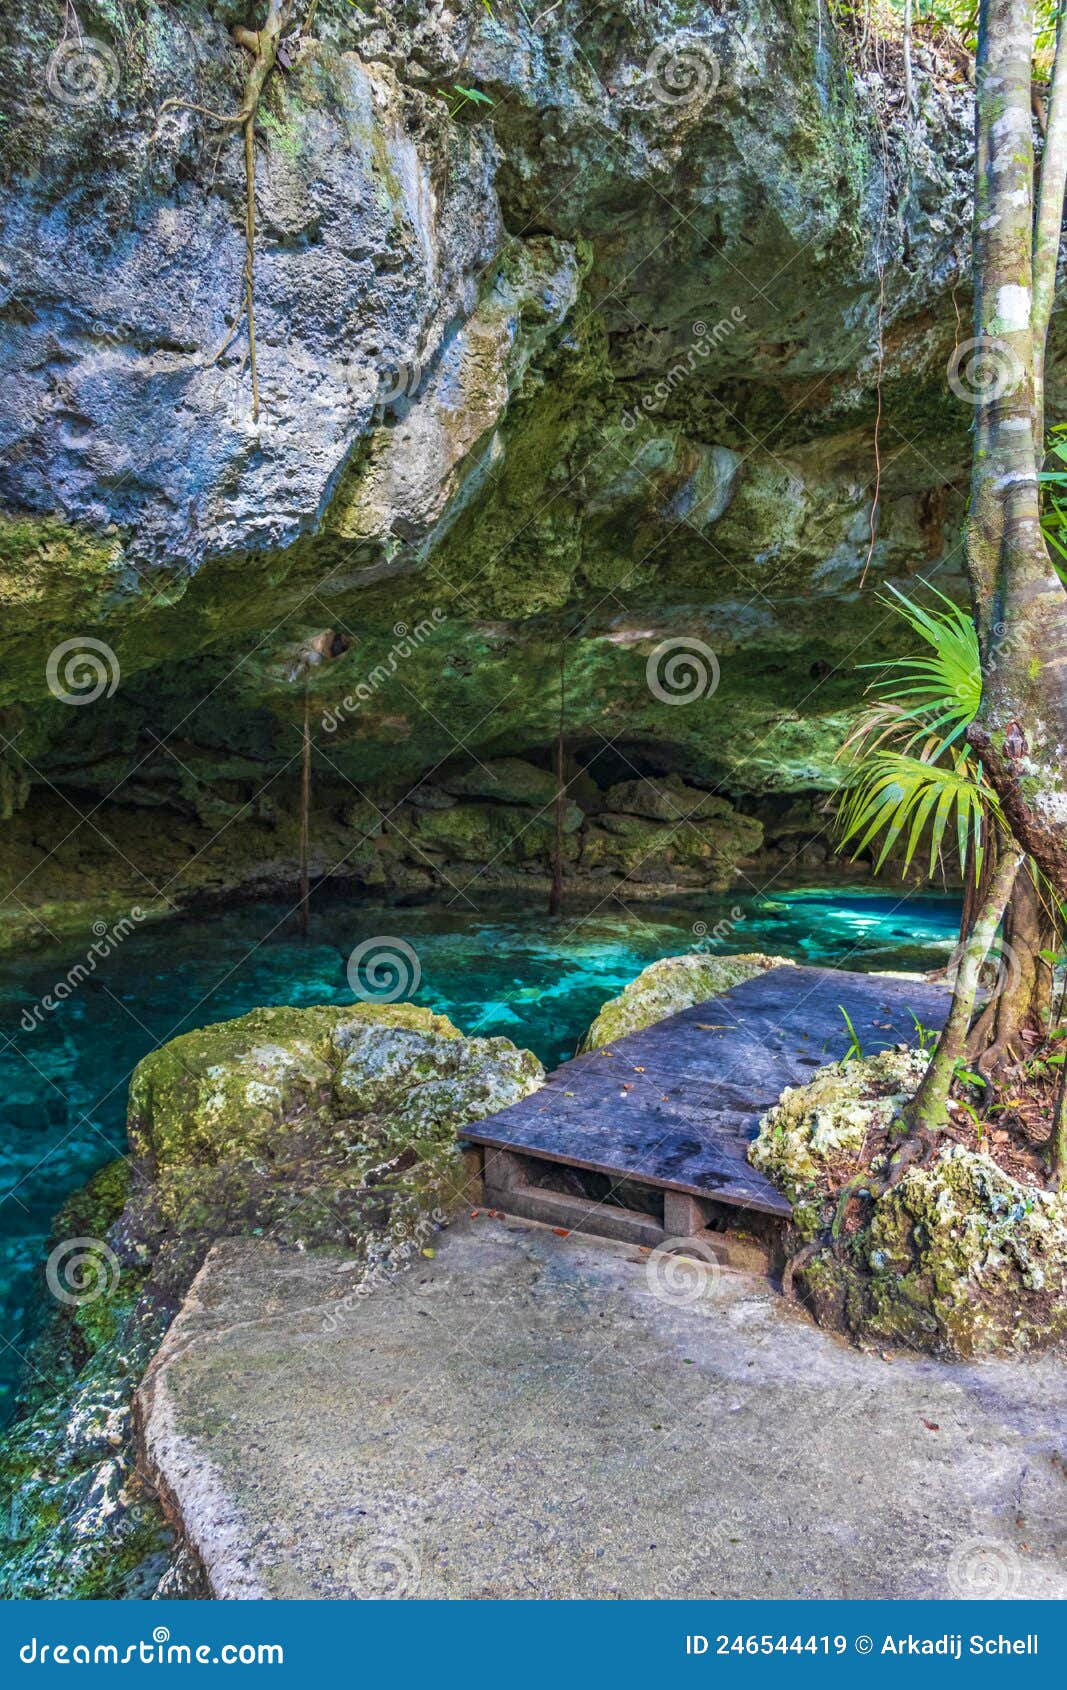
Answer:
[462, 965, 950, 1250]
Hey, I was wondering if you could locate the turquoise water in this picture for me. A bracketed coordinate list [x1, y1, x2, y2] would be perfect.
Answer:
[0, 886, 960, 1416]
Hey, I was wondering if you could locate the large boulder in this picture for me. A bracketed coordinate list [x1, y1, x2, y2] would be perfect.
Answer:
[750, 1051, 1067, 1357]
[580, 951, 793, 1050]
[125, 1001, 544, 1242]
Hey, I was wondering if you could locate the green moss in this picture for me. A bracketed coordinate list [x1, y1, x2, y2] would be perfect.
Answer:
[125, 999, 542, 1239]
[581, 951, 794, 1051]
[751, 1052, 1067, 1357]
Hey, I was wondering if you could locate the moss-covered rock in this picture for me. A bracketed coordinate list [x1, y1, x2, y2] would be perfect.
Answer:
[1, 1001, 544, 1596]
[750, 1052, 1067, 1358]
[125, 1001, 544, 1243]
[580, 951, 794, 1050]
[0, 1160, 172, 1600]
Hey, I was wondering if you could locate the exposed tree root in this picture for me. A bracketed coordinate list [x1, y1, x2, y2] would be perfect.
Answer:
[158, 2, 299, 420]
[1050, 1061, 1067, 1190]
[781, 1238, 823, 1304]
[785, 1116, 943, 1306]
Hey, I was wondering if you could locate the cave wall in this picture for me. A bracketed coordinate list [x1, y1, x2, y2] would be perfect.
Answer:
[0, 1, 1011, 933]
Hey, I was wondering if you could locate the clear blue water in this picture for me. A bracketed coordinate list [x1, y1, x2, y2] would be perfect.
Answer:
[0, 886, 960, 1416]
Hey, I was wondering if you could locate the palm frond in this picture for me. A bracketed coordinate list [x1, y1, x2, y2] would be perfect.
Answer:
[851, 583, 982, 761]
[838, 748, 994, 879]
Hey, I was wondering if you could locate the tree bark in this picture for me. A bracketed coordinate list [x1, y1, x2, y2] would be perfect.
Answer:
[1052, 1058, 1067, 1186]
[966, 862, 1055, 1071]
[966, 2, 1067, 901]
[1032, 2, 1067, 444]
[905, 843, 1022, 1131]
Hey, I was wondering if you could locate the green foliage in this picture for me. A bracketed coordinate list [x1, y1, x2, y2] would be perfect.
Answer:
[1038, 422, 1067, 586]
[837, 585, 994, 878]
[438, 84, 495, 119]
[839, 1005, 864, 1063]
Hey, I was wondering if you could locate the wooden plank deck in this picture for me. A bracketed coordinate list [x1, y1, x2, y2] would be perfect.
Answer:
[463, 965, 951, 1225]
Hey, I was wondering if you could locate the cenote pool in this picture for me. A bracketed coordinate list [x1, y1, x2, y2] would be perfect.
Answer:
[0, 885, 960, 1415]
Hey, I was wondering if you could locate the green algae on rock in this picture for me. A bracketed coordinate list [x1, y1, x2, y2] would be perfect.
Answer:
[0, 1160, 174, 1600]
[580, 951, 794, 1050]
[0, 1002, 544, 1596]
[125, 1001, 544, 1243]
[750, 1051, 1067, 1358]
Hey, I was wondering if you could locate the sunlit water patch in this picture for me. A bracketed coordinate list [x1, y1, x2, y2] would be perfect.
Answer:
[0, 885, 959, 1414]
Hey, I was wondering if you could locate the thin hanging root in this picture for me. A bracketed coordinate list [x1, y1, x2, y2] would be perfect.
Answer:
[156, 3, 296, 420]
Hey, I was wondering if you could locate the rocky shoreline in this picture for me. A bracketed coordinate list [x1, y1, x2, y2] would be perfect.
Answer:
[3, 951, 1064, 1597]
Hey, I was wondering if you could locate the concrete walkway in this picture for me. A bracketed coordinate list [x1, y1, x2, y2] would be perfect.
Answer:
[138, 1217, 1067, 1601]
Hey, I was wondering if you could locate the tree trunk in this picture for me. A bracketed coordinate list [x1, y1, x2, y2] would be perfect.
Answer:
[1051, 1059, 1067, 1186]
[966, 2, 1067, 900]
[1032, 1, 1067, 445]
[966, 863, 1056, 1072]
[905, 844, 1022, 1131]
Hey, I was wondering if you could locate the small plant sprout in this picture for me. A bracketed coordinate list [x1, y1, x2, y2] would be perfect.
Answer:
[438, 84, 495, 119]
[839, 1006, 863, 1064]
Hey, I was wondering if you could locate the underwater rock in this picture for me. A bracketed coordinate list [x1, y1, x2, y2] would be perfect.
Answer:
[580, 951, 794, 1050]
[750, 1052, 1067, 1358]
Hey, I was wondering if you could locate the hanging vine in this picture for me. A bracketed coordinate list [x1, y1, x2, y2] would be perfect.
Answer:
[158, 1, 307, 420]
